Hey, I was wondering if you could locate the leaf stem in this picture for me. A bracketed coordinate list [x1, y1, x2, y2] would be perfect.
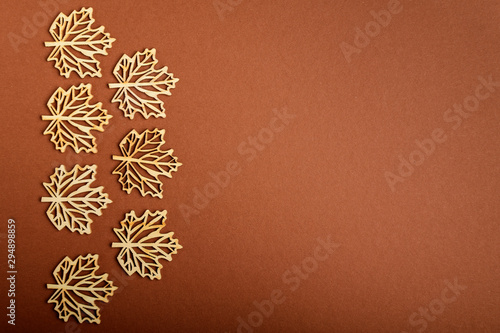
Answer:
[41, 197, 109, 203]
[108, 80, 177, 89]
[112, 155, 181, 167]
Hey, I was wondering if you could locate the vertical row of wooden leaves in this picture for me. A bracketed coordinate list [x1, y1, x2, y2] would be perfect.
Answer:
[41, 7, 182, 325]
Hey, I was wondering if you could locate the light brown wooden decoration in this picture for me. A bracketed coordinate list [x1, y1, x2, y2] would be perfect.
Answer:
[42, 84, 112, 154]
[47, 254, 117, 324]
[108, 48, 179, 119]
[45, 7, 115, 78]
[112, 128, 181, 198]
[41, 164, 112, 234]
[111, 210, 182, 280]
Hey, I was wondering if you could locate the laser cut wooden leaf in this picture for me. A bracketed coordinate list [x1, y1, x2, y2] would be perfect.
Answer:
[45, 7, 115, 78]
[111, 210, 182, 280]
[42, 84, 112, 153]
[108, 48, 179, 119]
[41, 164, 112, 234]
[47, 254, 117, 324]
[112, 128, 181, 198]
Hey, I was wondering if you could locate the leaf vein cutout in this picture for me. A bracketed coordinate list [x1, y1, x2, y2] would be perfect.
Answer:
[108, 48, 179, 119]
[41, 164, 112, 234]
[47, 254, 117, 324]
[112, 210, 182, 280]
[45, 7, 115, 78]
[112, 128, 181, 198]
[42, 84, 112, 153]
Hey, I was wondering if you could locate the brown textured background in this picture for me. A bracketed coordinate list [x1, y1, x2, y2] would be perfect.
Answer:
[1, 0, 499, 332]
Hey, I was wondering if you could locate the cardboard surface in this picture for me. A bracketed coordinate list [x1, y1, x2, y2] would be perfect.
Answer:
[1, 0, 499, 332]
